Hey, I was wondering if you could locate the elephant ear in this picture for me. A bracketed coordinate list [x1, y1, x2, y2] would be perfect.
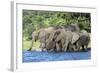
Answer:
[53, 30, 61, 41]
[71, 32, 80, 44]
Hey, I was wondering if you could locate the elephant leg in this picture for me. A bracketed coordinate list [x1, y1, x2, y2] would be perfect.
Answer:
[39, 43, 44, 48]
[56, 43, 60, 52]
[40, 43, 46, 51]
[63, 41, 69, 52]
[62, 44, 65, 52]
[85, 44, 89, 51]
[81, 45, 86, 51]
[68, 43, 73, 52]
[39, 43, 41, 48]
[28, 39, 34, 51]
[73, 45, 77, 51]
[75, 42, 81, 51]
[83, 45, 88, 51]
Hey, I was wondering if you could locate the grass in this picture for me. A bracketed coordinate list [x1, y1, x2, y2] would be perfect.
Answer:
[22, 37, 40, 50]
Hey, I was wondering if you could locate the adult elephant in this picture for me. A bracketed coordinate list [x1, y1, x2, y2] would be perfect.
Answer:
[27, 27, 55, 51]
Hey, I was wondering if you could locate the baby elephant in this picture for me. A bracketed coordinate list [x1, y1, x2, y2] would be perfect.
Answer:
[70, 30, 90, 51]
[76, 30, 90, 51]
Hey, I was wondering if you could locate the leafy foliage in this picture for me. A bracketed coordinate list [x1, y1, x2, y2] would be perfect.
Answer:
[23, 10, 91, 40]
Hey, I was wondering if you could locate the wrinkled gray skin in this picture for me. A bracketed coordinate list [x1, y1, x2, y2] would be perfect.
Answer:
[64, 23, 80, 32]
[28, 27, 55, 51]
[68, 30, 90, 52]
[49, 29, 80, 52]
[45, 32, 56, 52]
[74, 30, 90, 51]
[46, 24, 81, 52]
[63, 24, 89, 52]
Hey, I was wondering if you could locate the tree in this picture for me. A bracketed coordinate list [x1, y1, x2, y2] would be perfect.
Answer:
[23, 10, 91, 40]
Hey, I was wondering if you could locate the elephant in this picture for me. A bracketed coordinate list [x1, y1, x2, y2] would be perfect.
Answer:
[27, 24, 90, 52]
[49, 29, 80, 52]
[45, 30, 63, 52]
[73, 30, 90, 51]
[63, 23, 80, 32]
[45, 32, 56, 52]
[46, 29, 90, 52]
[27, 27, 55, 51]
[27, 31, 38, 51]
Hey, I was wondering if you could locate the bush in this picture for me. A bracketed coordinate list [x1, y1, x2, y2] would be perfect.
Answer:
[23, 10, 91, 39]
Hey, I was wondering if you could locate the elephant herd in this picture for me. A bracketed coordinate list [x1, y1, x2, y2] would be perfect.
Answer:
[27, 24, 90, 52]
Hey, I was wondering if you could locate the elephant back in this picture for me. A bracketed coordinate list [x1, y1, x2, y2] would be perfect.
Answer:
[64, 23, 80, 32]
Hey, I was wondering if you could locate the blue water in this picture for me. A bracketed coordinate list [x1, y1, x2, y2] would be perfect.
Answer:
[22, 50, 91, 63]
